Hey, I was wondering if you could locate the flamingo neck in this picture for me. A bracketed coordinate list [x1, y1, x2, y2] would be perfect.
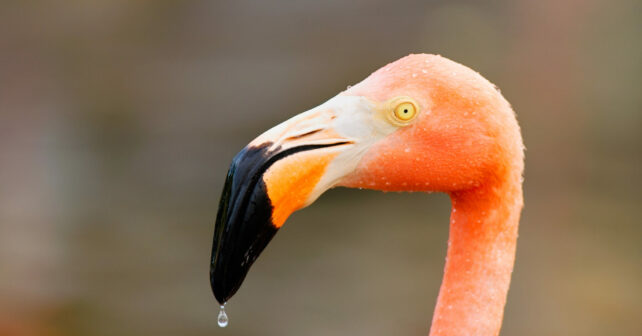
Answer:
[429, 177, 523, 336]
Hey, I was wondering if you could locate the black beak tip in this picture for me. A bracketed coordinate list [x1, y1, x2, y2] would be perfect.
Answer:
[210, 268, 233, 305]
[209, 144, 280, 305]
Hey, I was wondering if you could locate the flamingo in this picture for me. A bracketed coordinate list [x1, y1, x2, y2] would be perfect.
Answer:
[210, 54, 524, 335]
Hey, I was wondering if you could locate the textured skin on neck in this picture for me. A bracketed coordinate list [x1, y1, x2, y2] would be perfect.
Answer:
[430, 177, 523, 336]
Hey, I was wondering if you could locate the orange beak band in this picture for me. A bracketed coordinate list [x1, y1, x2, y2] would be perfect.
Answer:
[209, 140, 347, 304]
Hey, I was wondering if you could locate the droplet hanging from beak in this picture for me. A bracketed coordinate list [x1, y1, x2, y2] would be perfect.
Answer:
[218, 303, 229, 328]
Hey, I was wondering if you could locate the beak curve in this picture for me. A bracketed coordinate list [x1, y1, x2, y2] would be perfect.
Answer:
[210, 105, 357, 304]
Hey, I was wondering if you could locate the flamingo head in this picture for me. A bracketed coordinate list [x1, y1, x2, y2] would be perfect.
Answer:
[210, 54, 522, 304]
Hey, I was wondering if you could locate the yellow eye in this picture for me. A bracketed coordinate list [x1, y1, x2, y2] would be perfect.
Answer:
[393, 102, 417, 122]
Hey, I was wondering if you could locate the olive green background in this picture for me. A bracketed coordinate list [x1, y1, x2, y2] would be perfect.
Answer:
[1, 1, 640, 335]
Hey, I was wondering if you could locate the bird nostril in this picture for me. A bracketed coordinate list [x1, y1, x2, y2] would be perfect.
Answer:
[285, 128, 323, 141]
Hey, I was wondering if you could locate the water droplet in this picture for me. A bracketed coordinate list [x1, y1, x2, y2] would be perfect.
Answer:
[412, 73, 417, 78]
[404, 147, 410, 153]
[346, 85, 352, 89]
[218, 304, 229, 328]
[421, 69, 427, 74]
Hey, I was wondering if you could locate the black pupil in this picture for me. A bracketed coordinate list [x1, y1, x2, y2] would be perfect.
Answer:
[404, 109, 408, 113]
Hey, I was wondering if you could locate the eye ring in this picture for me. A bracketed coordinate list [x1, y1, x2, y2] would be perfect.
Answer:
[386, 97, 419, 125]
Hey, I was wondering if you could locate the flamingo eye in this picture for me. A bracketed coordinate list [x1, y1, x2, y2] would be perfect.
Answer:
[393, 101, 417, 122]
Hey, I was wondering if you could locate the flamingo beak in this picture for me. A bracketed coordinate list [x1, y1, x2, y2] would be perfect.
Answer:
[210, 96, 380, 304]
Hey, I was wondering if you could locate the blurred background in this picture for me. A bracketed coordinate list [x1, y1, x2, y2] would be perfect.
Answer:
[1, 0, 640, 335]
